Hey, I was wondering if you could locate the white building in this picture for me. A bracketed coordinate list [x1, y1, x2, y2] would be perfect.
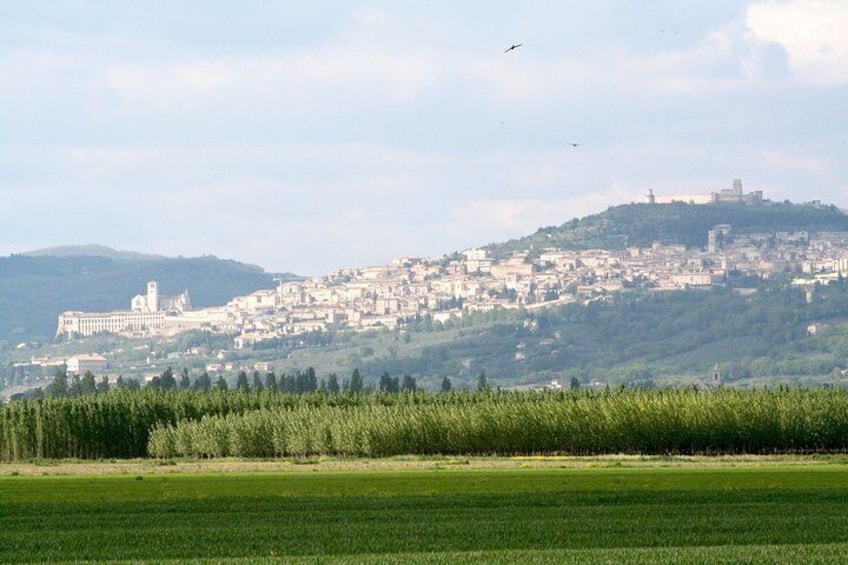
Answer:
[131, 281, 191, 313]
[66, 354, 108, 376]
[57, 310, 165, 338]
[58, 281, 192, 338]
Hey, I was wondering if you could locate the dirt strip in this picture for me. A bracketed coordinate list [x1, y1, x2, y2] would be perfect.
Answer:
[3, 454, 847, 476]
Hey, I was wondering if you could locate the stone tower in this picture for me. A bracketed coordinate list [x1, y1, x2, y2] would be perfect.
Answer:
[147, 281, 159, 312]
[644, 188, 656, 204]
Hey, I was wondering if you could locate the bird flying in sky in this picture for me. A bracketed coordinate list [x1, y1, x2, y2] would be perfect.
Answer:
[504, 43, 523, 53]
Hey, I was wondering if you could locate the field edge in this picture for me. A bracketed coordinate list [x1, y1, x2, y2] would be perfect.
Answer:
[3, 453, 848, 477]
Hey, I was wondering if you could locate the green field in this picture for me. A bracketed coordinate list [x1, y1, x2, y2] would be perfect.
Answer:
[2, 460, 848, 563]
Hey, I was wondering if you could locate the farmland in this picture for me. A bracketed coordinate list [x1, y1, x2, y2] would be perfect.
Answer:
[2, 460, 848, 563]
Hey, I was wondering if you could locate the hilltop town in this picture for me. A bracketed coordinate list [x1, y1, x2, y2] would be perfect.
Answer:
[55, 182, 848, 353]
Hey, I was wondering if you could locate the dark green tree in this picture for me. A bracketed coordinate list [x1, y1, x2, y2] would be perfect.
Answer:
[96, 376, 110, 394]
[69, 374, 83, 397]
[179, 367, 191, 390]
[193, 372, 212, 392]
[379, 371, 399, 393]
[280, 373, 295, 393]
[326, 372, 340, 394]
[236, 370, 250, 392]
[476, 370, 489, 392]
[295, 368, 318, 394]
[349, 368, 364, 393]
[264, 372, 278, 392]
[80, 371, 97, 395]
[401, 374, 417, 392]
[44, 368, 69, 398]
[160, 367, 177, 391]
[252, 371, 264, 393]
[440, 376, 452, 392]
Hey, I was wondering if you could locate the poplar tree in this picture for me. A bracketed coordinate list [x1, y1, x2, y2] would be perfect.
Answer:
[264, 372, 278, 392]
[193, 372, 212, 392]
[349, 368, 364, 393]
[401, 374, 417, 392]
[179, 368, 191, 390]
[326, 373, 340, 394]
[45, 368, 69, 398]
[81, 371, 97, 395]
[440, 376, 452, 393]
[160, 367, 177, 391]
[252, 371, 264, 393]
[236, 371, 250, 392]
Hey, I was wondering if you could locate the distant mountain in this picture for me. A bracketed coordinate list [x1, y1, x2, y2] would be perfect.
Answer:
[0, 251, 284, 343]
[23, 244, 166, 262]
[488, 201, 848, 257]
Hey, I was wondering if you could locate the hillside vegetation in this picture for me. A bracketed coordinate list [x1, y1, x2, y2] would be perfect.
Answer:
[490, 201, 848, 256]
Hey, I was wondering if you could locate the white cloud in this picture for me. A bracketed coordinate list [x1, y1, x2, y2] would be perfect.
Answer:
[747, 0, 848, 85]
[755, 147, 848, 204]
[350, 5, 393, 28]
[97, 43, 442, 118]
[469, 21, 766, 102]
[103, 60, 232, 115]
[440, 182, 638, 243]
[758, 148, 831, 176]
[643, 24, 754, 90]
[3, 2, 847, 275]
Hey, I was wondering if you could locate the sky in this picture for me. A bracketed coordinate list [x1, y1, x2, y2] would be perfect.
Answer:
[1, 1, 847, 275]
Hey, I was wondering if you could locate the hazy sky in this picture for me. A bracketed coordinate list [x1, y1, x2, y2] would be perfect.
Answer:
[2, 1, 847, 275]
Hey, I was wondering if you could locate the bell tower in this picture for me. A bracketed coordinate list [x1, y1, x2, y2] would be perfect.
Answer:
[147, 281, 159, 312]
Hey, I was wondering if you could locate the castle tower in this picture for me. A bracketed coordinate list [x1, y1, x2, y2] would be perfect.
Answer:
[645, 188, 656, 204]
[732, 178, 742, 195]
[147, 281, 159, 312]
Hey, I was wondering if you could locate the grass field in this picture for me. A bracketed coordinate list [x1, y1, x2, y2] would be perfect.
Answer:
[2, 457, 848, 563]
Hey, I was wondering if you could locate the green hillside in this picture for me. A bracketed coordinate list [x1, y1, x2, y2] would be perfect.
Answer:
[490, 201, 848, 256]
[0, 252, 280, 343]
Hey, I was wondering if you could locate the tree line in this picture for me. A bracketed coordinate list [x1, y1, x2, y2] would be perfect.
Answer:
[0, 376, 471, 462]
[33, 365, 462, 400]
[6, 384, 848, 462]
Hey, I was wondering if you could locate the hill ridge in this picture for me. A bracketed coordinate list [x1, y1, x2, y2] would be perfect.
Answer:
[488, 200, 848, 258]
[22, 244, 165, 262]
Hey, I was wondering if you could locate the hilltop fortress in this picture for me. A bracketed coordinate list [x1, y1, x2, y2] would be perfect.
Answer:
[644, 178, 763, 206]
